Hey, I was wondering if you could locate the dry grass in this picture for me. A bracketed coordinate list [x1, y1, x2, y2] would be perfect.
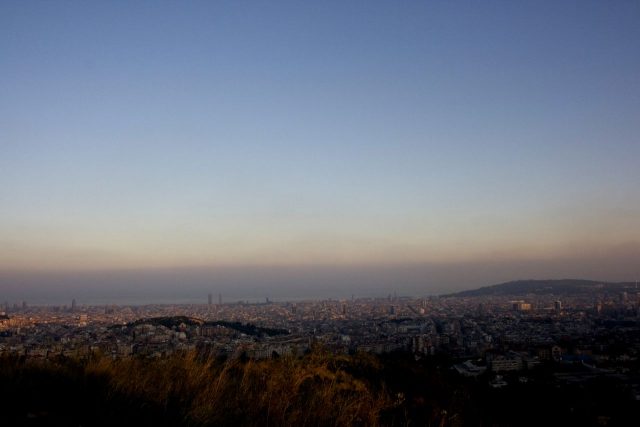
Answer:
[84, 350, 391, 426]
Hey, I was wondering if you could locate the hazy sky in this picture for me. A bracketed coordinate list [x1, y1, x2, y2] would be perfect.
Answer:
[1, 1, 639, 302]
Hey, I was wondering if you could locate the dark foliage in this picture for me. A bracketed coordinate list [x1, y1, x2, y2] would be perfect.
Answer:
[1, 352, 638, 426]
[125, 316, 289, 337]
[204, 320, 289, 336]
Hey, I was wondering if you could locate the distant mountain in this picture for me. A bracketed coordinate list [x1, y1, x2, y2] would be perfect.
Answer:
[447, 279, 636, 297]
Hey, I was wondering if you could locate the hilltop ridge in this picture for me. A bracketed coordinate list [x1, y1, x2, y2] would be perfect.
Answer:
[447, 279, 636, 297]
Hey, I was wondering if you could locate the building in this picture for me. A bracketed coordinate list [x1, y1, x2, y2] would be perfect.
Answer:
[454, 360, 486, 377]
[512, 301, 532, 312]
[489, 352, 524, 372]
[554, 300, 562, 315]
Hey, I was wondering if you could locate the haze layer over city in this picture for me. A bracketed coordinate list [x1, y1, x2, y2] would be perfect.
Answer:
[2, 1, 639, 304]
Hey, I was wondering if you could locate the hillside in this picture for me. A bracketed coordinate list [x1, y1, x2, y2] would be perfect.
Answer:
[448, 279, 634, 297]
[2, 349, 636, 426]
[127, 316, 289, 337]
[0, 350, 474, 426]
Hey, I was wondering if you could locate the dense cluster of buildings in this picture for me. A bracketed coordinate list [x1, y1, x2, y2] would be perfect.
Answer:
[2, 288, 639, 386]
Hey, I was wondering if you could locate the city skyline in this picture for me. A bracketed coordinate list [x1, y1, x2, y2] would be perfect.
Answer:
[2, 1, 639, 300]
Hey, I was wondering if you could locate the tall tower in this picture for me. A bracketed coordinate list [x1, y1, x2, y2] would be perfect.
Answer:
[554, 300, 562, 315]
[208, 293, 213, 306]
[71, 298, 77, 312]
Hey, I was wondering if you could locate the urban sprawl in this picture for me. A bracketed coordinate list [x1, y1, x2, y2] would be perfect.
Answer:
[2, 289, 640, 391]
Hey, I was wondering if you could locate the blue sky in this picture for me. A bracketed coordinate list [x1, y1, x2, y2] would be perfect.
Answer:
[1, 1, 639, 299]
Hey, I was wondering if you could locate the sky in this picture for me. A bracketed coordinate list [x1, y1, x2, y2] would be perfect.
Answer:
[1, 1, 639, 303]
